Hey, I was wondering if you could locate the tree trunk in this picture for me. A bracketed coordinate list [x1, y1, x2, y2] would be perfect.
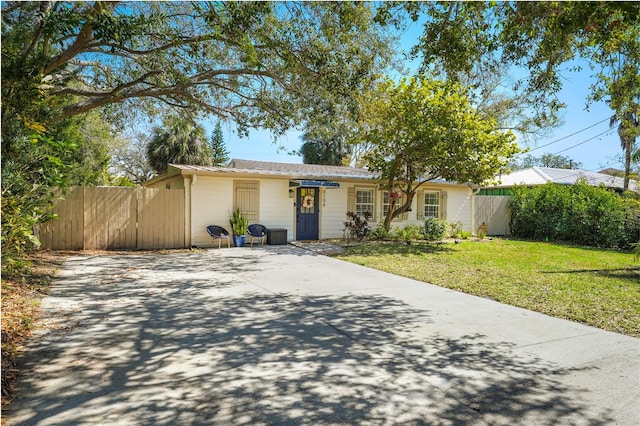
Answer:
[623, 135, 631, 191]
[383, 192, 415, 231]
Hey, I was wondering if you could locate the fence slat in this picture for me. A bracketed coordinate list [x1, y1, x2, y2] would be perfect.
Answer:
[474, 196, 511, 236]
[34, 187, 84, 250]
[137, 188, 185, 249]
[36, 186, 185, 250]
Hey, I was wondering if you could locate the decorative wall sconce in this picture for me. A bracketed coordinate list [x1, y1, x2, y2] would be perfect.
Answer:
[288, 188, 294, 198]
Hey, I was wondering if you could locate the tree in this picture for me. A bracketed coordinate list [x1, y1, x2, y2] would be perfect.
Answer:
[110, 132, 156, 185]
[51, 111, 119, 186]
[353, 77, 519, 230]
[210, 122, 230, 166]
[296, 98, 374, 166]
[298, 133, 348, 166]
[2, 1, 394, 262]
[500, 2, 640, 190]
[610, 112, 639, 190]
[377, 2, 564, 141]
[1, 1, 393, 132]
[396, 1, 640, 189]
[146, 116, 213, 175]
[1, 108, 119, 268]
[514, 153, 583, 170]
[1, 130, 76, 269]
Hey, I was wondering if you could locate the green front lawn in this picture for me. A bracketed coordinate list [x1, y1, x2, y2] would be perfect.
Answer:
[336, 239, 640, 337]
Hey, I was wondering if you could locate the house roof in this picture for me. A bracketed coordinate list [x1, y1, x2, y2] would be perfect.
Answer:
[227, 159, 377, 179]
[145, 159, 464, 187]
[492, 167, 638, 192]
[157, 160, 376, 182]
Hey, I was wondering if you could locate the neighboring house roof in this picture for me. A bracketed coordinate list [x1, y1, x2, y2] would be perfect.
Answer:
[598, 167, 625, 177]
[491, 167, 638, 192]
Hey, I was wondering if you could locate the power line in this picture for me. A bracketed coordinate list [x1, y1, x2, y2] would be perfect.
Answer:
[525, 117, 611, 154]
[552, 128, 615, 155]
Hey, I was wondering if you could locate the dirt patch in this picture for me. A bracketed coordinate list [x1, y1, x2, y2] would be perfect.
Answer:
[2, 251, 69, 411]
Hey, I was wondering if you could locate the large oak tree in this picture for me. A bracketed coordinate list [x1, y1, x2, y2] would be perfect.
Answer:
[1, 1, 393, 132]
[1, 1, 393, 263]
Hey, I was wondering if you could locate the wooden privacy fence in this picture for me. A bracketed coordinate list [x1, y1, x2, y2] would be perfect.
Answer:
[36, 186, 185, 250]
[474, 195, 511, 236]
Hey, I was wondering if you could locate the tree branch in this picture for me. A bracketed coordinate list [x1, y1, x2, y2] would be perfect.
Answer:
[43, 1, 119, 76]
[23, 2, 51, 60]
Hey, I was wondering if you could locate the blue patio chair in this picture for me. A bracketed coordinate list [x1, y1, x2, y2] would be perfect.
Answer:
[206, 225, 230, 249]
[247, 224, 268, 247]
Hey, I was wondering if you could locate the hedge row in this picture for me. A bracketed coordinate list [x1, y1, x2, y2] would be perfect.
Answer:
[509, 181, 640, 248]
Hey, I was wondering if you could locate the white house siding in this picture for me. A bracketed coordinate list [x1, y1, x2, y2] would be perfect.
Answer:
[190, 176, 295, 246]
[318, 185, 350, 239]
[190, 176, 234, 247]
[398, 186, 472, 232]
[337, 183, 473, 234]
[443, 186, 473, 232]
[146, 175, 185, 190]
[153, 172, 473, 246]
[258, 179, 295, 239]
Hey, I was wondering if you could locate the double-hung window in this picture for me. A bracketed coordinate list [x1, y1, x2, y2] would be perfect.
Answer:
[355, 188, 374, 217]
[423, 191, 440, 219]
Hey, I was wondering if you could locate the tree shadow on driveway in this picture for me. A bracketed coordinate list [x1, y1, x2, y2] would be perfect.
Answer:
[8, 252, 613, 425]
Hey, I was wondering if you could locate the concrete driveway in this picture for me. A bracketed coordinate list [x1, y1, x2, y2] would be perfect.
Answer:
[6, 246, 639, 425]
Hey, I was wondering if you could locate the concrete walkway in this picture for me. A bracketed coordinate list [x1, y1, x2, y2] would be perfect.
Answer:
[6, 246, 639, 425]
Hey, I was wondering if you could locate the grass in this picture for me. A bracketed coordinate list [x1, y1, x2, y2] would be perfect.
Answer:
[336, 238, 640, 337]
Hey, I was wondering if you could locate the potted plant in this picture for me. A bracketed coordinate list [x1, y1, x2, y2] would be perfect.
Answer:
[229, 208, 249, 247]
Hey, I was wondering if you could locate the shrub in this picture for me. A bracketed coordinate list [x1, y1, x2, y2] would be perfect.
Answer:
[510, 181, 640, 248]
[477, 222, 488, 239]
[369, 224, 392, 241]
[2, 133, 75, 273]
[344, 211, 372, 242]
[396, 225, 424, 242]
[388, 226, 402, 241]
[424, 218, 447, 240]
[449, 221, 465, 238]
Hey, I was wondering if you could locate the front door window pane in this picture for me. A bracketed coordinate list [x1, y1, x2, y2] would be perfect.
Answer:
[300, 188, 315, 214]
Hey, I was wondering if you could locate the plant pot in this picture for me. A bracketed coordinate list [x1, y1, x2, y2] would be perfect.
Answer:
[233, 235, 246, 247]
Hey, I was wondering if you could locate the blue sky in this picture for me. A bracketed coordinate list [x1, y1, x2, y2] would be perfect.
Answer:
[214, 17, 624, 173]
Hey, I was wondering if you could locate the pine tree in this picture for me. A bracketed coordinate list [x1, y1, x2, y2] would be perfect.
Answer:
[210, 121, 230, 166]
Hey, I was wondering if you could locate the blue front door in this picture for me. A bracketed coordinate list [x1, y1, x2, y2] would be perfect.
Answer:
[296, 187, 319, 240]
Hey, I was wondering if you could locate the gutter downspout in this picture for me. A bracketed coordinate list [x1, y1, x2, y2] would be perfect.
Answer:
[189, 174, 198, 247]
[184, 175, 193, 248]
